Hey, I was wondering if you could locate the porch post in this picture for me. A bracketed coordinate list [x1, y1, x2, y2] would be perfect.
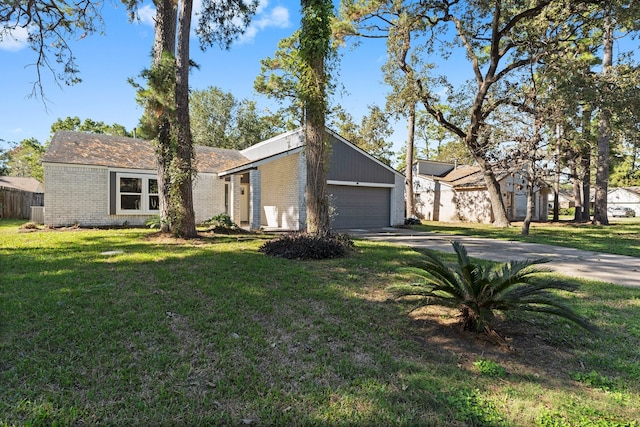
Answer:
[230, 175, 242, 225]
[249, 169, 261, 231]
[297, 153, 307, 230]
[390, 173, 405, 226]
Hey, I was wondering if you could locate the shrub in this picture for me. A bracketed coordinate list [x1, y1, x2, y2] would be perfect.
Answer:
[204, 213, 243, 234]
[558, 207, 575, 216]
[390, 241, 597, 338]
[145, 215, 163, 229]
[205, 213, 237, 229]
[259, 232, 354, 260]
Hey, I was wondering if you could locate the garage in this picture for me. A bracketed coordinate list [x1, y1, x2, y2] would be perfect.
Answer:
[328, 185, 391, 229]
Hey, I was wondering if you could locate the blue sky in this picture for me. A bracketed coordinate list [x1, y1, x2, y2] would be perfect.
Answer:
[2, 2, 633, 160]
[0, 1, 395, 152]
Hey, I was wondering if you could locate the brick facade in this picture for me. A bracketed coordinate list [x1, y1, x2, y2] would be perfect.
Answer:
[258, 153, 302, 230]
[249, 170, 261, 230]
[44, 163, 224, 227]
[391, 173, 405, 226]
[192, 173, 226, 224]
[45, 164, 118, 227]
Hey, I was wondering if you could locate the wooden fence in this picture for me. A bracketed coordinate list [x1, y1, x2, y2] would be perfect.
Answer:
[0, 187, 44, 220]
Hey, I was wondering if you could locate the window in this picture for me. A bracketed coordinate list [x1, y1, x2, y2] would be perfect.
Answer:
[114, 173, 159, 214]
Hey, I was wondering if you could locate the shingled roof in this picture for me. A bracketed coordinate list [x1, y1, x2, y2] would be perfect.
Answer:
[0, 176, 43, 192]
[43, 131, 248, 174]
[437, 165, 484, 188]
[619, 187, 640, 198]
[425, 165, 521, 190]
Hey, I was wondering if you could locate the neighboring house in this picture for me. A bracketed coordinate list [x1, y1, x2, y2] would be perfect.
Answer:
[42, 128, 405, 230]
[0, 176, 44, 193]
[608, 187, 640, 217]
[555, 190, 575, 209]
[412, 159, 549, 223]
[549, 189, 595, 215]
[0, 176, 44, 220]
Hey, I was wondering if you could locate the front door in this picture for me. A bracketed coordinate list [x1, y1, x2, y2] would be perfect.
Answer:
[240, 184, 250, 223]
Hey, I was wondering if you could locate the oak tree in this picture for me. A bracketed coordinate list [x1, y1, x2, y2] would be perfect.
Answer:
[337, 0, 614, 227]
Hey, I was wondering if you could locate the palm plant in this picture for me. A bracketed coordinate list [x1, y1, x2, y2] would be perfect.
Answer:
[391, 241, 597, 336]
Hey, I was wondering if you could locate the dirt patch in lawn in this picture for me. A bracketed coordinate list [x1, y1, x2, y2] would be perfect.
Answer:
[406, 305, 588, 388]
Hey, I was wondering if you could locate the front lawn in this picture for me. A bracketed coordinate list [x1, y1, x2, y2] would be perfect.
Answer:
[1, 220, 639, 426]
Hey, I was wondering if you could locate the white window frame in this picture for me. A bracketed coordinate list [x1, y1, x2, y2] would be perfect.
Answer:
[115, 172, 159, 215]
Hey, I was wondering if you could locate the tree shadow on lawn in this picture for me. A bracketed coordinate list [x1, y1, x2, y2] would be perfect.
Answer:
[2, 229, 640, 425]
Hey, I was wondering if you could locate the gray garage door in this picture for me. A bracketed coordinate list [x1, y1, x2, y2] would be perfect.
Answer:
[328, 185, 390, 229]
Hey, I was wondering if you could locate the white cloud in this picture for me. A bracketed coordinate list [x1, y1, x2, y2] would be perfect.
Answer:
[238, 5, 290, 44]
[137, 4, 156, 27]
[0, 25, 30, 51]
[255, 0, 269, 15]
[134, 1, 290, 45]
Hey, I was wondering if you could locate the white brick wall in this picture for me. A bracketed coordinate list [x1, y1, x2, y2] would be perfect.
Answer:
[414, 176, 492, 223]
[44, 163, 224, 227]
[413, 176, 437, 221]
[230, 175, 242, 225]
[297, 153, 307, 230]
[259, 153, 302, 230]
[192, 173, 226, 224]
[391, 173, 405, 226]
[249, 170, 262, 230]
[44, 164, 124, 227]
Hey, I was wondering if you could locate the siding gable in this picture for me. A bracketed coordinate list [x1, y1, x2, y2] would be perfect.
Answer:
[327, 134, 395, 184]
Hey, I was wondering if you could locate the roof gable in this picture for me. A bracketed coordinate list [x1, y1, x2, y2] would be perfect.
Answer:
[440, 165, 483, 187]
[240, 128, 305, 161]
[327, 128, 403, 178]
[415, 159, 456, 177]
[326, 131, 397, 183]
[221, 127, 403, 180]
[610, 186, 640, 199]
[417, 164, 485, 188]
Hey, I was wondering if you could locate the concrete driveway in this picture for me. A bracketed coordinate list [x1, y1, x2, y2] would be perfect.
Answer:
[347, 227, 640, 287]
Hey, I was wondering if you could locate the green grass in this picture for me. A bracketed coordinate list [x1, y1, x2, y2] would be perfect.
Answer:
[1, 219, 640, 426]
[412, 219, 640, 257]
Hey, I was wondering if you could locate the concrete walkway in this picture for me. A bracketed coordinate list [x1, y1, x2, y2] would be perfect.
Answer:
[347, 227, 640, 287]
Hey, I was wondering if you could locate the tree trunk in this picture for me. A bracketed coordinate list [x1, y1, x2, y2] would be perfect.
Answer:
[522, 124, 541, 235]
[521, 169, 535, 236]
[580, 104, 593, 222]
[570, 155, 583, 221]
[153, 0, 176, 65]
[467, 80, 510, 227]
[305, 104, 330, 236]
[151, 0, 177, 233]
[156, 123, 173, 232]
[405, 103, 416, 219]
[581, 152, 592, 222]
[304, 50, 330, 236]
[554, 123, 562, 222]
[174, 0, 197, 238]
[593, 16, 613, 226]
[474, 154, 510, 227]
[301, 0, 331, 236]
